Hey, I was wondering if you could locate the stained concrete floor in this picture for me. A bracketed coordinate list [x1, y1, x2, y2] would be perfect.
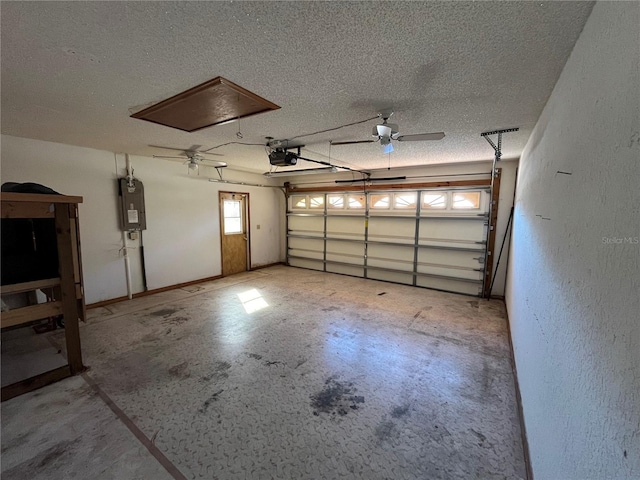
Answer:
[1, 266, 526, 479]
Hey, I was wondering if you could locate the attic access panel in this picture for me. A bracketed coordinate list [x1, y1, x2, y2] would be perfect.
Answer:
[131, 76, 280, 132]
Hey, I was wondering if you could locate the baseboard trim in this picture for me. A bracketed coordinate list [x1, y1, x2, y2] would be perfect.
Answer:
[503, 301, 534, 480]
[140, 275, 223, 296]
[87, 274, 222, 310]
[250, 261, 286, 271]
[86, 264, 286, 310]
[87, 296, 129, 309]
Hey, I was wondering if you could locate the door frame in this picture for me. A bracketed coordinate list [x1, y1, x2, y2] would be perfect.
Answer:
[219, 191, 251, 276]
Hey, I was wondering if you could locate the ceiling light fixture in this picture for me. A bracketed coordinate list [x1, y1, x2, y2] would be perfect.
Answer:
[263, 167, 338, 177]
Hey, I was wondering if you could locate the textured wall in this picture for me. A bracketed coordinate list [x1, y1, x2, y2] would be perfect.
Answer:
[0, 135, 284, 303]
[506, 2, 640, 479]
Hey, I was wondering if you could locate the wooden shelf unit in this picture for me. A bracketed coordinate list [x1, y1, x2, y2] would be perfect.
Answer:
[1, 192, 86, 401]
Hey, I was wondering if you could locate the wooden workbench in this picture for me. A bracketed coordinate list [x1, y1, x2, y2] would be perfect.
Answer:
[1, 192, 86, 401]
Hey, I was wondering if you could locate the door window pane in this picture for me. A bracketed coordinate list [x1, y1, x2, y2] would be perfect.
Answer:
[223, 199, 243, 234]
[224, 200, 240, 218]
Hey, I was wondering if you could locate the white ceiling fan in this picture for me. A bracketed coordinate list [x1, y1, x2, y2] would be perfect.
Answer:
[331, 112, 445, 154]
[151, 145, 228, 174]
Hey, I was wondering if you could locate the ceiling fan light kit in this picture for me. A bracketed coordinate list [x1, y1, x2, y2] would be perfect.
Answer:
[375, 123, 398, 138]
[333, 111, 445, 152]
[150, 144, 228, 174]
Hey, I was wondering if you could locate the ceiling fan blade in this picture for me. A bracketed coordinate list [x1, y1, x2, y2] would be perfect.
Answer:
[331, 140, 376, 146]
[151, 144, 216, 156]
[153, 155, 185, 160]
[198, 151, 224, 157]
[383, 143, 394, 154]
[199, 159, 228, 168]
[149, 145, 186, 152]
[396, 132, 445, 142]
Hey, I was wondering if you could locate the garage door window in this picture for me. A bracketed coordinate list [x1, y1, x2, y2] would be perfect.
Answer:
[453, 192, 481, 210]
[292, 195, 307, 209]
[347, 195, 365, 209]
[327, 195, 344, 209]
[370, 194, 390, 209]
[309, 196, 324, 209]
[394, 192, 417, 210]
[422, 193, 447, 209]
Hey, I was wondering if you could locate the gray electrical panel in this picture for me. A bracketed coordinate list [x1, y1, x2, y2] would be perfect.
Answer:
[118, 178, 147, 230]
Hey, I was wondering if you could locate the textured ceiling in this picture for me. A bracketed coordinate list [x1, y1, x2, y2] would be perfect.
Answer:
[1, 1, 594, 174]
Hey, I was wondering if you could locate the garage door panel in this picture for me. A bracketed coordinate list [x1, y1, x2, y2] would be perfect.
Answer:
[367, 269, 413, 285]
[287, 188, 489, 296]
[367, 244, 414, 272]
[416, 265, 482, 281]
[289, 216, 324, 234]
[288, 236, 324, 264]
[326, 216, 365, 239]
[288, 237, 324, 251]
[418, 218, 486, 243]
[289, 248, 324, 261]
[326, 263, 364, 277]
[326, 239, 364, 266]
[368, 217, 415, 244]
[417, 248, 483, 269]
[289, 257, 324, 271]
[416, 275, 481, 296]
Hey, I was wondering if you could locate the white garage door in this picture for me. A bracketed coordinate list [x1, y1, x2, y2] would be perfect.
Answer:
[287, 188, 490, 296]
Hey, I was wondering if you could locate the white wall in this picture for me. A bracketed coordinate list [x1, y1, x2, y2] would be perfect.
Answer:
[1, 135, 284, 304]
[1, 137, 128, 303]
[506, 2, 640, 479]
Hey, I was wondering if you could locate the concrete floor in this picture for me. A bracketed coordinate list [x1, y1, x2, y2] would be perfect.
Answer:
[1, 326, 67, 387]
[1, 266, 527, 479]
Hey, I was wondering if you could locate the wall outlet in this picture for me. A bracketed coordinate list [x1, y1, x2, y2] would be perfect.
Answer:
[257, 225, 261, 230]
